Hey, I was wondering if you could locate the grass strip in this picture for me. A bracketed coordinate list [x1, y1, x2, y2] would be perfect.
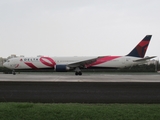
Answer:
[0, 103, 160, 120]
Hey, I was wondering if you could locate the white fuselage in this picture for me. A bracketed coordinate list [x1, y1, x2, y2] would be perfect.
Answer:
[3, 56, 145, 70]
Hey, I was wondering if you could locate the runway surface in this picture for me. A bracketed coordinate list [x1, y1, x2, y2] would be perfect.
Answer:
[0, 72, 160, 103]
[1, 72, 160, 82]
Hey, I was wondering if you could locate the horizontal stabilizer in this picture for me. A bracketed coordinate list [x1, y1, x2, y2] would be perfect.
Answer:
[133, 56, 156, 62]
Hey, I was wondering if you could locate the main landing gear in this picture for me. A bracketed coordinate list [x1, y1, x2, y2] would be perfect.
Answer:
[75, 71, 82, 75]
[12, 69, 16, 75]
[75, 67, 82, 76]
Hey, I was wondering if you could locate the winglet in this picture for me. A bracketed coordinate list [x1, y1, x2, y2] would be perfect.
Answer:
[127, 35, 152, 58]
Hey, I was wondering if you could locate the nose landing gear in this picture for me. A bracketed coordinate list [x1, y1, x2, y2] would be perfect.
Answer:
[12, 70, 16, 75]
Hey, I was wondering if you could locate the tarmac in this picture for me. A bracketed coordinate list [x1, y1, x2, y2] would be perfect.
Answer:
[1, 72, 160, 82]
[0, 72, 160, 103]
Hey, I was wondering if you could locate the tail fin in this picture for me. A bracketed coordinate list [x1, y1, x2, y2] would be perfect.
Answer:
[127, 35, 152, 58]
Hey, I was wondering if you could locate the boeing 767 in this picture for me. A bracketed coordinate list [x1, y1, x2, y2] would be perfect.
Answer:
[3, 35, 156, 75]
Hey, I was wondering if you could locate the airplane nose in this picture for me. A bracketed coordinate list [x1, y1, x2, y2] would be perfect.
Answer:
[3, 62, 8, 68]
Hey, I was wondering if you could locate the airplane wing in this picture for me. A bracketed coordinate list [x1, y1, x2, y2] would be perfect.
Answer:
[67, 57, 99, 68]
[133, 56, 156, 62]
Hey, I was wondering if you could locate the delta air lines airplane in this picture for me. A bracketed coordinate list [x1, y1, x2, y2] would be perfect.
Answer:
[3, 35, 156, 75]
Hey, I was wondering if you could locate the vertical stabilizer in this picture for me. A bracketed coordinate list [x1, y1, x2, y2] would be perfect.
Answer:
[127, 35, 152, 58]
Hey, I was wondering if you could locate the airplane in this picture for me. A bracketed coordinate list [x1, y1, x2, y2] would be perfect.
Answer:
[3, 35, 156, 75]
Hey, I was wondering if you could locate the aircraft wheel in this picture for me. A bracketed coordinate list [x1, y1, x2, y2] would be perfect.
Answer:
[75, 72, 79, 75]
[79, 72, 82, 75]
[13, 72, 16, 75]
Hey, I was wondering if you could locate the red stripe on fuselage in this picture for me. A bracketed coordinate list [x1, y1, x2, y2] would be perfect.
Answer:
[15, 64, 19, 68]
[40, 57, 56, 67]
[25, 62, 38, 69]
[86, 56, 121, 68]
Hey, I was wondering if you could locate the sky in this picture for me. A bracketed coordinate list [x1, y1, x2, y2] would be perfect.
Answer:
[0, 0, 160, 59]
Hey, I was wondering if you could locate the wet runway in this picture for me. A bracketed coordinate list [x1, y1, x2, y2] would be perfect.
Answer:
[0, 72, 160, 103]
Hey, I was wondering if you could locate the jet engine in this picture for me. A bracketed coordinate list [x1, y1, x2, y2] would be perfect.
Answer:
[54, 65, 70, 72]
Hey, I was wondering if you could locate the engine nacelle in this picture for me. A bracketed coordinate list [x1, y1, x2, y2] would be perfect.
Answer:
[55, 65, 70, 72]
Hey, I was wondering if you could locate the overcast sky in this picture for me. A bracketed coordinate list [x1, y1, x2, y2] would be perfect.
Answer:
[0, 0, 160, 59]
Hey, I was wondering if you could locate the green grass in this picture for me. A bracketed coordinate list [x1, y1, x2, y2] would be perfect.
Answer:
[0, 103, 160, 120]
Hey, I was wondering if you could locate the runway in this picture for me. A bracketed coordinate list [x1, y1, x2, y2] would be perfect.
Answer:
[0, 72, 160, 103]
[1, 72, 160, 82]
